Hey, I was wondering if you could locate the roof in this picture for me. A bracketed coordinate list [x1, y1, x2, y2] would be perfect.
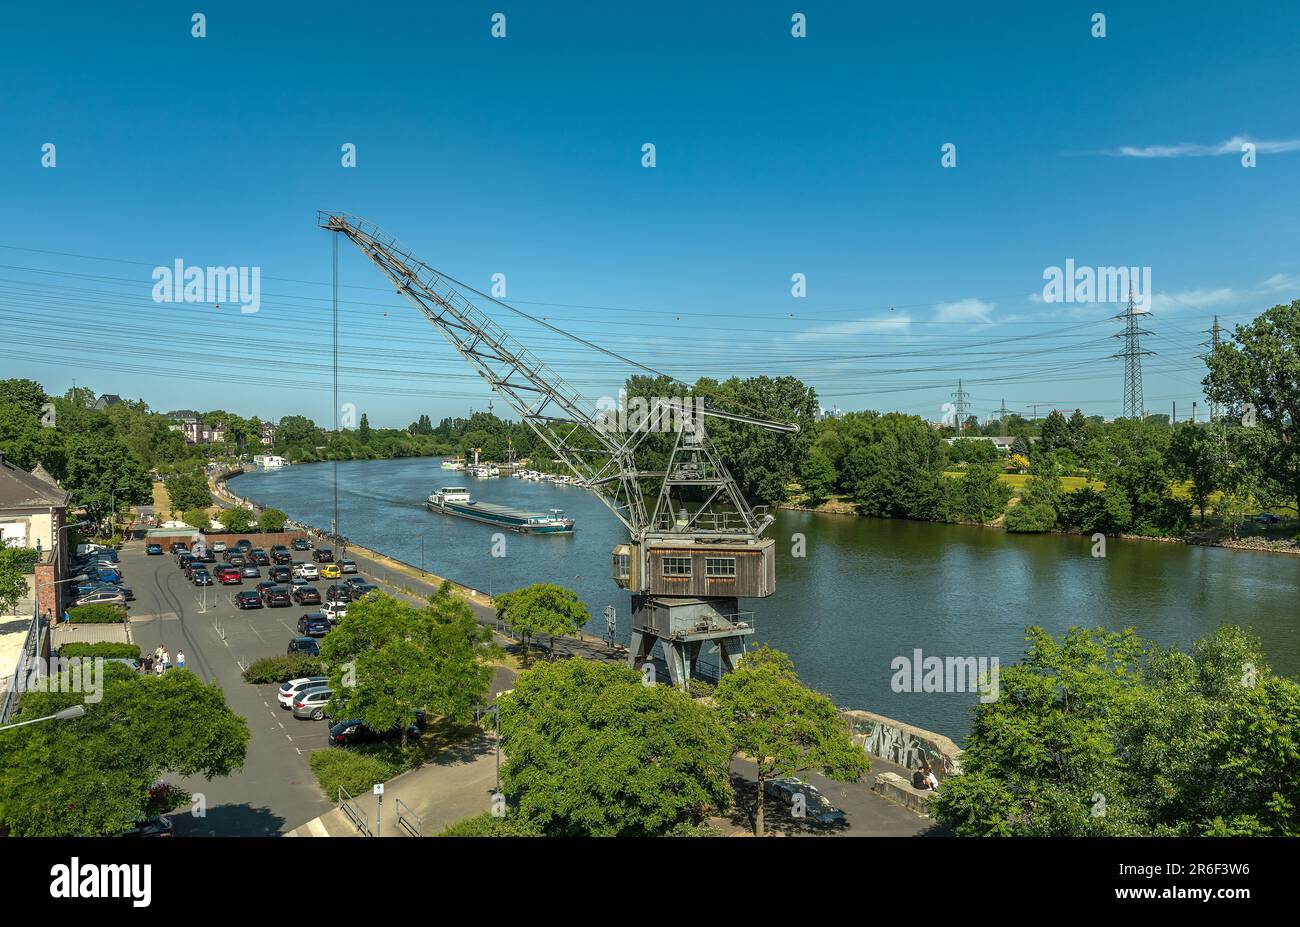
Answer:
[92, 394, 123, 410]
[0, 453, 70, 509]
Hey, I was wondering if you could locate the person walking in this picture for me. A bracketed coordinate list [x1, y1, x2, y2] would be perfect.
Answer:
[176, 650, 186, 671]
[160, 647, 170, 673]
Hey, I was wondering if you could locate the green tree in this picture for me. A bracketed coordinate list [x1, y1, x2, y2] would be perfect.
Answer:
[181, 507, 211, 530]
[957, 462, 1012, 523]
[258, 508, 288, 532]
[358, 413, 372, 444]
[1204, 300, 1300, 516]
[1004, 457, 1064, 532]
[498, 658, 733, 836]
[1038, 410, 1071, 453]
[0, 664, 249, 836]
[217, 506, 256, 533]
[1167, 423, 1227, 524]
[164, 468, 212, 513]
[714, 646, 869, 836]
[319, 585, 493, 747]
[0, 547, 32, 615]
[495, 583, 589, 662]
[799, 448, 837, 505]
[63, 432, 152, 529]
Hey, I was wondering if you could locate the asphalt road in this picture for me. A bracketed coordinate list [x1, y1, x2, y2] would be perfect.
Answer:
[115, 540, 336, 835]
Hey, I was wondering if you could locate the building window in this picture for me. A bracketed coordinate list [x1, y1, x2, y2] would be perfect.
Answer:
[705, 557, 736, 578]
[662, 557, 692, 577]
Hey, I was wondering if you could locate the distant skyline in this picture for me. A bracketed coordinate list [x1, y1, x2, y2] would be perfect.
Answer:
[2, 0, 1298, 428]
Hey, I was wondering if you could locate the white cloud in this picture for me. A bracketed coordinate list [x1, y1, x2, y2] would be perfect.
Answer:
[933, 298, 994, 323]
[1099, 135, 1300, 158]
[793, 315, 912, 341]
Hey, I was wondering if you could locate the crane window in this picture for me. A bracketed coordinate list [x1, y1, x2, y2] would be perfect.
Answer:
[662, 557, 692, 577]
[705, 557, 736, 578]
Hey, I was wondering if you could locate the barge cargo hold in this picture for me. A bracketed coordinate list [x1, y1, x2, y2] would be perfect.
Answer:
[426, 487, 574, 534]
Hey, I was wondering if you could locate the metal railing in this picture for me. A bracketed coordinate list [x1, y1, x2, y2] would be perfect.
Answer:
[338, 786, 372, 836]
[394, 798, 422, 837]
[0, 604, 42, 726]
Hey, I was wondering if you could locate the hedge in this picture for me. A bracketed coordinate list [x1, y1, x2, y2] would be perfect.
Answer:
[242, 655, 325, 684]
[309, 750, 400, 798]
[438, 811, 541, 837]
[58, 642, 142, 660]
[67, 604, 129, 624]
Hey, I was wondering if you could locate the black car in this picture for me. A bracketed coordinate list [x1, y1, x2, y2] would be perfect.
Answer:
[192, 569, 212, 586]
[119, 815, 174, 837]
[297, 612, 331, 637]
[236, 539, 253, 552]
[197, 549, 216, 563]
[234, 590, 263, 609]
[226, 553, 247, 568]
[251, 548, 270, 565]
[292, 586, 322, 605]
[169, 542, 188, 554]
[271, 550, 292, 565]
[177, 553, 195, 570]
[269, 565, 292, 583]
[350, 582, 379, 599]
[325, 584, 352, 603]
[288, 636, 320, 657]
[270, 544, 288, 554]
[328, 711, 425, 747]
[292, 538, 311, 551]
[263, 584, 292, 607]
[312, 547, 334, 563]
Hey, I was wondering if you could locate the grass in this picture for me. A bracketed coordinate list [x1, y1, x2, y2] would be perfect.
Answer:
[308, 716, 483, 800]
[942, 471, 1098, 492]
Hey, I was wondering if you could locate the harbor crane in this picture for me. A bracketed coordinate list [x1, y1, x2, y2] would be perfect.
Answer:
[319, 212, 798, 686]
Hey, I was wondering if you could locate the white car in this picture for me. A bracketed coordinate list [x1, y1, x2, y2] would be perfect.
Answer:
[277, 676, 328, 709]
[211, 540, 227, 553]
[294, 562, 319, 580]
[323, 602, 347, 623]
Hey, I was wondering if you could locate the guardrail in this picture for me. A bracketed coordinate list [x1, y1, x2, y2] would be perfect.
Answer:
[0, 605, 42, 725]
[394, 798, 422, 837]
[338, 786, 372, 836]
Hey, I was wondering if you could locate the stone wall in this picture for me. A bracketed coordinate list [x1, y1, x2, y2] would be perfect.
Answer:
[841, 708, 964, 780]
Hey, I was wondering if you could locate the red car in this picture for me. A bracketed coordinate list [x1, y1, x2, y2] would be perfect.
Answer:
[217, 567, 242, 585]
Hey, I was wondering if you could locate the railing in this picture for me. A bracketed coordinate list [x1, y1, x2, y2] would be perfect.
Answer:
[394, 798, 422, 837]
[338, 786, 372, 836]
[0, 605, 42, 725]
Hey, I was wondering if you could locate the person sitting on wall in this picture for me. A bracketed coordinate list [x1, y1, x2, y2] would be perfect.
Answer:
[912, 765, 932, 790]
[925, 765, 939, 790]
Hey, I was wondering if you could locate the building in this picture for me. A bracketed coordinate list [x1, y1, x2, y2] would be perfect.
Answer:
[259, 420, 277, 446]
[0, 452, 71, 622]
[92, 393, 122, 411]
[165, 411, 224, 445]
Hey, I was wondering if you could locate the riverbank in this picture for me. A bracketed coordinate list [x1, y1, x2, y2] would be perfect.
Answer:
[779, 497, 1300, 557]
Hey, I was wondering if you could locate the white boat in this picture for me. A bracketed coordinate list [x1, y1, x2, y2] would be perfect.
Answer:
[441, 458, 466, 471]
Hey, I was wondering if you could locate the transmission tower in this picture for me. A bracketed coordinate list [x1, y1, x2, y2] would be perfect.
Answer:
[1113, 289, 1153, 420]
[1201, 316, 1221, 422]
[950, 379, 971, 432]
[994, 398, 1015, 436]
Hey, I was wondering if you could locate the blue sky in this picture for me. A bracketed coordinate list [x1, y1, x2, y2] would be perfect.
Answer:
[1, 0, 1298, 427]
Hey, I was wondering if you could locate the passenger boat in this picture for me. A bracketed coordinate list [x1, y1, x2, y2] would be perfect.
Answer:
[440, 458, 466, 471]
[426, 487, 575, 534]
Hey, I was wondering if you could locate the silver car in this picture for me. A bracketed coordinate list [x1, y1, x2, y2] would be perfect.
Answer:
[278, 675, 329, 709]
[76, 589, 126, 606]
[292, 687, 334, 720]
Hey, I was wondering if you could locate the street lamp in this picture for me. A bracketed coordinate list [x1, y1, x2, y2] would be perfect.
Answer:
[475, 702, 501, 794]
[0, 704, 86, 733]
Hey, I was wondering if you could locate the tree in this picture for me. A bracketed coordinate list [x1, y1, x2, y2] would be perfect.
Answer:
[0, 547, 31, 615]
[181, 507, 211, 530]
[799, 448, 836, 505]
[217, 506, 255, 533]
[1204, 300, 1300, 516]
[63, 432, 152, 529]
[0, 664, 249, 836]
[164, 468, 212, 514]
[495, 583, 589, 662]
[714, 647, 869, 836]
[1004, 457, 1064, 532]
[1038, 410, 1071, 453]
[258, 508, 288, 532]
[498, 658, 732, 836]
[1167, 424, 1227, 525]
[0, 378, 48, 417]
[358, 413, 372, 444]
[957, 462, 1012, 523]
[319, 585, 493, 747]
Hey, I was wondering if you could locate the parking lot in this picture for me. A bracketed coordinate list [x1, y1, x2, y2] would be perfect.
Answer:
[95, 540, 341, 835]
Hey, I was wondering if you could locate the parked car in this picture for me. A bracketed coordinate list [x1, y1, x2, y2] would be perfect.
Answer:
[240, 565, 260, 579]
[328, 711, 424, 747]
[262, 584, 292, 607]
[76, 589, 125, 607]
[217, 568, 242, 585]
[211, 540, 227, 553]
[1255, 512, 1281, 525]
[319, 563, 342, 580]
[323, 602, 347, 623]
[146, 543, 163, 555]
[297, 613, 330, 637]
[85, 568, 123, 584]
[343, 576, 368, 591]
[251, 548, 270, 565]
[118, 815, 174, 837]
[313, 548, 334, 563]
[287, 636, 320, 657]
[192, 569, 213, 586]
[270, 544, 288, 555]
[75, 581, 133, 601]
[236, 539, 252, 551]
[339, 559, 358, 574]
[278, 676, 328, 709]
[762, 777, 849, 828]
[269, 565, 292, 584]
[234, 590, 263, 609]
[293, 586, 322, 605]
[196, 549, 216, 563]
[169, 542, 188, 554]
[271, 550, 292, 565]
[292, 687, 333, 720]
[351, 582, 379, 598]
[293, 562, 319, 580]
[325, 584, 352, 604]
[292, 537, 311, 551]
[226, 553, 247, 568]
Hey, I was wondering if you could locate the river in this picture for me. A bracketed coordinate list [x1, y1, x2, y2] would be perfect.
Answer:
[231, 457, 1300, 741]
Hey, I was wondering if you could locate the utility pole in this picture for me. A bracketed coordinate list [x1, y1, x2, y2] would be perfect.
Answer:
[1113, 288, 1153, 420]
[1201, 316, 1222, 422]
[950, 380, 971, 432]
[994, 398, 1013, 437]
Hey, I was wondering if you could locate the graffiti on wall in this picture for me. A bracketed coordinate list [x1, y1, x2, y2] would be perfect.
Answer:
[845, 712, 962, 780]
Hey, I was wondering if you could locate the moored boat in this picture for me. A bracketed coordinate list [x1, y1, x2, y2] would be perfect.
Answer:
[426, 487, 575, 534]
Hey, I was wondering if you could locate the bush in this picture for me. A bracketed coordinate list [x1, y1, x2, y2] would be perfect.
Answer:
[67, 604, 128, 624]
[58, 642, 142, 660]
[241, 655, 325, 684]
[309, 749, 400, 798]
[1004, 501, 1057, 533]
[258, 508, 288, 532]
[438, 811, 541, 837]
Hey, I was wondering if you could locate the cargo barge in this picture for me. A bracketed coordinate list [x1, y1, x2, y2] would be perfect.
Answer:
[426, 487, 574, 534]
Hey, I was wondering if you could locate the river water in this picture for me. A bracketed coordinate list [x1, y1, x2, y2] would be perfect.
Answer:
[231, 457, 1300, 740]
